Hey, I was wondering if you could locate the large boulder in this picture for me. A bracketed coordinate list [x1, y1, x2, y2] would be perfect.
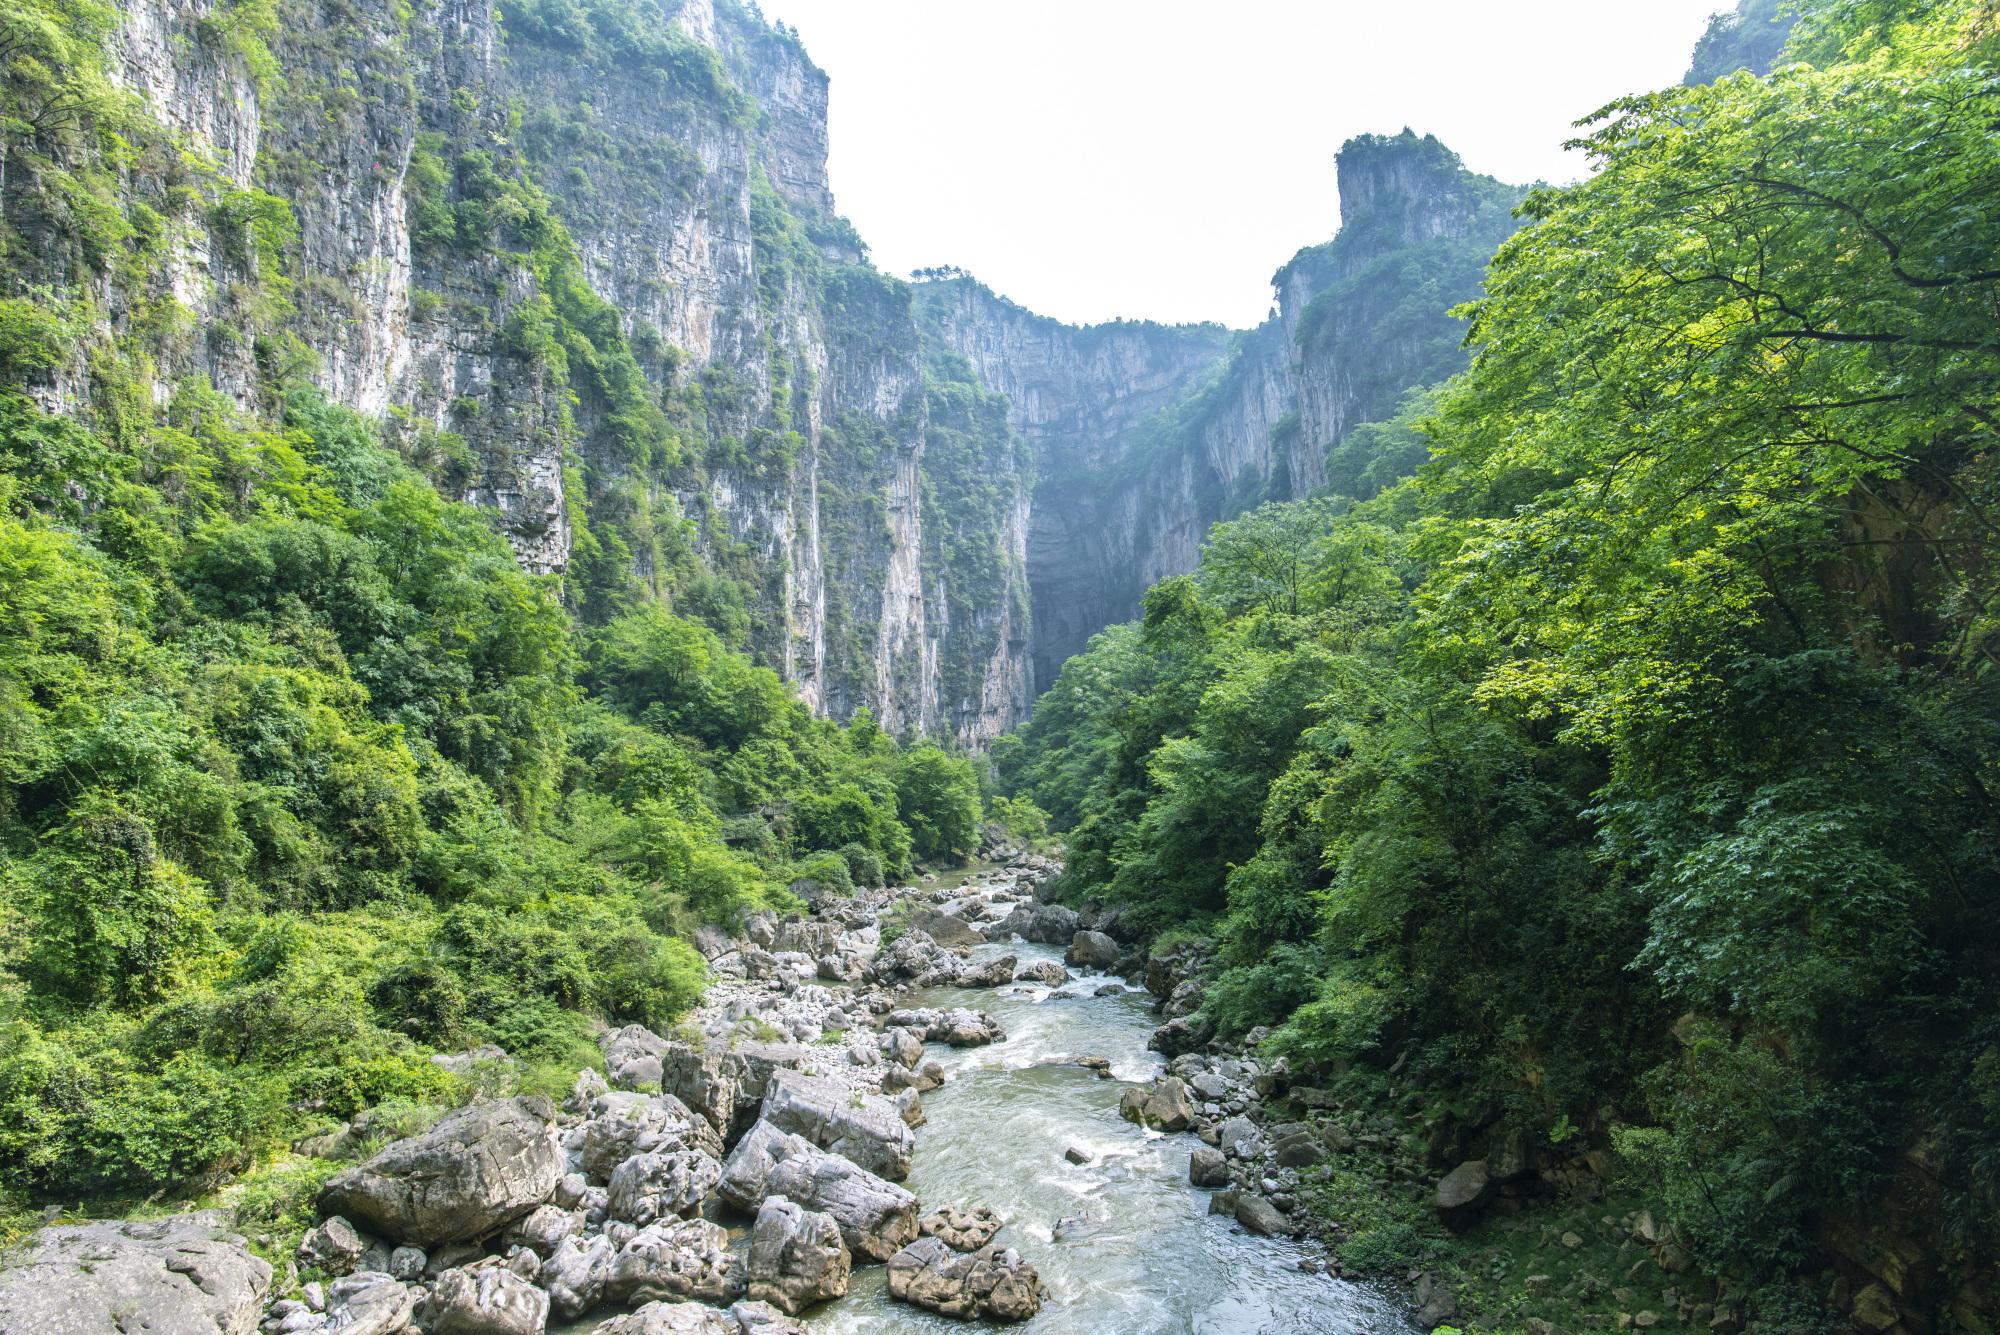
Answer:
[920, 1204, 1002, 1252]
[603, 1025, 670, 1091]
[318, 1098, 564, 1249]
[886, 1236, 1046, 1323]
[324, 1272, 418, 1335]
[998, 902, 1079, 945]
[906, 910, 983, 948]
[747, 1196, 851, 1315]
[1189, 1146, 1231, 1188]
[651, 1039, 814, 1142]
[573, 1091, 724, 1180]
[880, 1026, 925, 1068]
[587, 1301, 740, 1334]
[1148, 1013, 1215, 1059]
[1234, 1193, 1293, 1237]
[608, 1148, 725, 1226]
[759, 1068, 914, 1181]
[954, 953, 1017, 988]
[1064, 929, 1121, 969]
[297, 1214, 366, 1276]
[728, 1302, 811, 1335]
[426, 1259, 550, 1335]
[544, 1233, 618, 1319]
[1013, 959, 1069, 985]
[772, 918, 842, 956]
[0, 1213, 272, 1335]
[1271, 1125, 1321, 1169]
[1414, 1271, 1459, 1330]
[505, 1203, 583, 1258]
[1119, 1077, 1196, 1132]
[589, 1301, 808, 1335]
[610, 1217, 745, 1307]
[868, 929, 955, 985]
[883, 1007, 1004, 1048]
[1216, 1116, 1264, 1161]
[1144, 941, 1210, 1000]
[719, 1120, 920, 1261]
[1434, 1159, 1492, 1223]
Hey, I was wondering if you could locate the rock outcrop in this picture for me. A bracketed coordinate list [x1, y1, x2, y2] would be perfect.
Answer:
[747, 1196, 852, 1315]
[425, 1259, 551, 1335]
[758, 1068, 916, 1181]
[917, 131, 1523, 689]
[0, 1213, 272, 1335]
[885, 1236, 1047, 1322]
[719, 1120, 921, 1261]
[31, 0, 1525, 747]
[318, 1097, 564, 1248]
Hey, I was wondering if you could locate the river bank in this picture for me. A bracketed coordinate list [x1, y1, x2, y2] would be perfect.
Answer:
[0, 856, 1406, 1334]
[1123, 944, 1744, 1335]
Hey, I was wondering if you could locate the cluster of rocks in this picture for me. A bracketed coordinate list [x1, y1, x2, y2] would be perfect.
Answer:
[0, 1214, 275, 1335]
[1101, 940, 1319, 1242]
[1116, 1051, 1335, 1243]
[0, 861, 1087, 1335]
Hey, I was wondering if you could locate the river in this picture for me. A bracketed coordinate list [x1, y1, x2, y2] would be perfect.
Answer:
[810, 937, 1407, 1334]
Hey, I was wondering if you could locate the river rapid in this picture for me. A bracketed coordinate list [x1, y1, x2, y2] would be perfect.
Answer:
[813, 935, 1406, 1334]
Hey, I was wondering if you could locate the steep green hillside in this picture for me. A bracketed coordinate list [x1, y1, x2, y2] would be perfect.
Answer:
[1001, 3, 2000, 1327]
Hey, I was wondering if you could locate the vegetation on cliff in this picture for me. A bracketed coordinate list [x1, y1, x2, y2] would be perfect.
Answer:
[0, 378, 999, 1215]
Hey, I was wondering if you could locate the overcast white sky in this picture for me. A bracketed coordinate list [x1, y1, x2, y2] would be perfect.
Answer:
[750, 0, 1729, 329]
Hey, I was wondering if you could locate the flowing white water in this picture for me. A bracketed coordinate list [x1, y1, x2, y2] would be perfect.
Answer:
[811, 939, 1408, 1334]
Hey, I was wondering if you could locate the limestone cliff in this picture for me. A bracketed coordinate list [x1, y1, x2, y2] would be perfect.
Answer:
[7, 0, 1512, 735]
[920, 131, 1522, 687]
[10, 0, 1031, 744]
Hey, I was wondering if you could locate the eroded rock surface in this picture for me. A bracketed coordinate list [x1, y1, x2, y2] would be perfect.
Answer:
[886, 1236, 1047, 1322]
[319, 1097, 564, 1248]
[0, 1213, 272, 1335]
[720, 1120, 920, 1261]
[747, 1195, 852, 1315]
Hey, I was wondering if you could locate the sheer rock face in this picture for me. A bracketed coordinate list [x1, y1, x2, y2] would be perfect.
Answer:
[917, 132, 1523, 690]
[0, 1213, 273, 1335]
[318, 1097, 564, 1249]
[59, 0, 1033, 744]
[64, 0, 1511, 742]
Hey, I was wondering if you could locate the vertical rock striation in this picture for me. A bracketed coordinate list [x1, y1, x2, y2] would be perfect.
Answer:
[919, 131, 1523, 689]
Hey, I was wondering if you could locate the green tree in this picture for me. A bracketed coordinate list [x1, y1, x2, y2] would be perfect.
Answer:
[894, 746, 982, 864]
[20, 792, 215, 1008]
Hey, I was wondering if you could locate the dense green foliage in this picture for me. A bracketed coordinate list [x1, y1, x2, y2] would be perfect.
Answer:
[1002, 0, 2000, 1305]
[0, 378, 989, 1209]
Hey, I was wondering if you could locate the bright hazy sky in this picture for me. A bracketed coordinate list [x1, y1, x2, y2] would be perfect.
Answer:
[750, 0, 1730, 329]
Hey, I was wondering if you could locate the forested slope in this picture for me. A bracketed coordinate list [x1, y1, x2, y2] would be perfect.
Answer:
[1000, 3, 2000, 1327]
[0, 0, 1030, 1235]
[0, 384, 997, 1219]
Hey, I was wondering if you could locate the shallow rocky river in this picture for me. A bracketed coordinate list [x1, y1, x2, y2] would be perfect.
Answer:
[5, 857, 1414, 1335]
[812, 938, 1405, 1334]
